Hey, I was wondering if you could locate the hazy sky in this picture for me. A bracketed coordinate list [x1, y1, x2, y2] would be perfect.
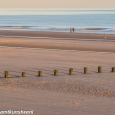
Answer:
[0, 0, 115, 8]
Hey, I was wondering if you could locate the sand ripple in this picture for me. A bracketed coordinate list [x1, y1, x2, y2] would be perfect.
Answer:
[1, 76, 115, 97]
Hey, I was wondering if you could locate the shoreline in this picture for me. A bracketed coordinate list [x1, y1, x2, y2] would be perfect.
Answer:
[0, 30, 115, 40]
[0, 30, 115, 52]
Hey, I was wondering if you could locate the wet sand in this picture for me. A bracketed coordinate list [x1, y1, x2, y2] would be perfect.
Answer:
[0, 30, 115, 40]
[0, 30, 115, 115]
[0, 30, 115, 52]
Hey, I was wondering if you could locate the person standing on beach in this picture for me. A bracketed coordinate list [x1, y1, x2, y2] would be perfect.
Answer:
[72, 27, 75, 33]
[70, 27, 72, 33]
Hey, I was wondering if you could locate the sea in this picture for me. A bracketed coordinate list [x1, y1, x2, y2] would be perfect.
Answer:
[0, 8, 115, 34]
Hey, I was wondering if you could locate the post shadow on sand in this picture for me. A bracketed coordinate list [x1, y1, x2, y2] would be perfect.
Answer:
[0, 74, 21, 79]
[1, 66, 115, 78]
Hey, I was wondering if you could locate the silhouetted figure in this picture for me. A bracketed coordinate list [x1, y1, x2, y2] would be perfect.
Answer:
[72, 27, 75, 33]
[70, 27, 72, 33]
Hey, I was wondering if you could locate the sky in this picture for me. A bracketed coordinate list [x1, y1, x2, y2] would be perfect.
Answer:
[0, 0, 115, 8]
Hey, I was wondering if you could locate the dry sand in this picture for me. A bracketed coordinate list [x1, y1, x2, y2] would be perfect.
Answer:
[0, 30, 115, 115]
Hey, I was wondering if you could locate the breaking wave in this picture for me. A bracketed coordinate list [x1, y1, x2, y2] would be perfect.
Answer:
[0, 26, 115, 34]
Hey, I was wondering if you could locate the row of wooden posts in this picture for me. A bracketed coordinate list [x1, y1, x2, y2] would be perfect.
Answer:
[4, 66, 115, 78]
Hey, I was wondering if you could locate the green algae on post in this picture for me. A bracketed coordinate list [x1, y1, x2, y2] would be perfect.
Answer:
[98, 66, 102, 73]
[54, 70, 58, 76]
[38, 71, 42, 77]
[69, 68, 73, 75]
[112, 67, 115, 72]
[84, 67, 88, 74]
[5, 71, 9, 78]
[22, 72, 26, 77]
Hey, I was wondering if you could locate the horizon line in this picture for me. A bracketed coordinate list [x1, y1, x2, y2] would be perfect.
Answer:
[0, 8, 115, 10]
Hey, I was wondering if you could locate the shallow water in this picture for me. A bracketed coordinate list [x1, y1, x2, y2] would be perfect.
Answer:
[0, 8, 115, 34]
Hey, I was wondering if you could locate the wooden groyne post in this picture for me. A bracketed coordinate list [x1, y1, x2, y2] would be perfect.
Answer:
[69, 68, 73, 75]
[98, 66, 102, 73]
[38, 71, 42, 77]
[22, 72, 26, 77]
[54, 70, 58, 76]
[84, 67, 88, 74]
[112, 67, 115, 72]
[5, 71, 9, 78]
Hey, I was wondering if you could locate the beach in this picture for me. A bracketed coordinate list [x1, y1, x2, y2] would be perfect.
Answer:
[0, 30, 115, 115]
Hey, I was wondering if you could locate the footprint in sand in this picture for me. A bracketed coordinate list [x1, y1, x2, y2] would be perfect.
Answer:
[69, 101, 79, 105]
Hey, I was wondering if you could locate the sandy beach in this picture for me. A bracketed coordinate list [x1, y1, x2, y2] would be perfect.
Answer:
[0, 30, 115, 40]
[0, 30, 115, 115]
